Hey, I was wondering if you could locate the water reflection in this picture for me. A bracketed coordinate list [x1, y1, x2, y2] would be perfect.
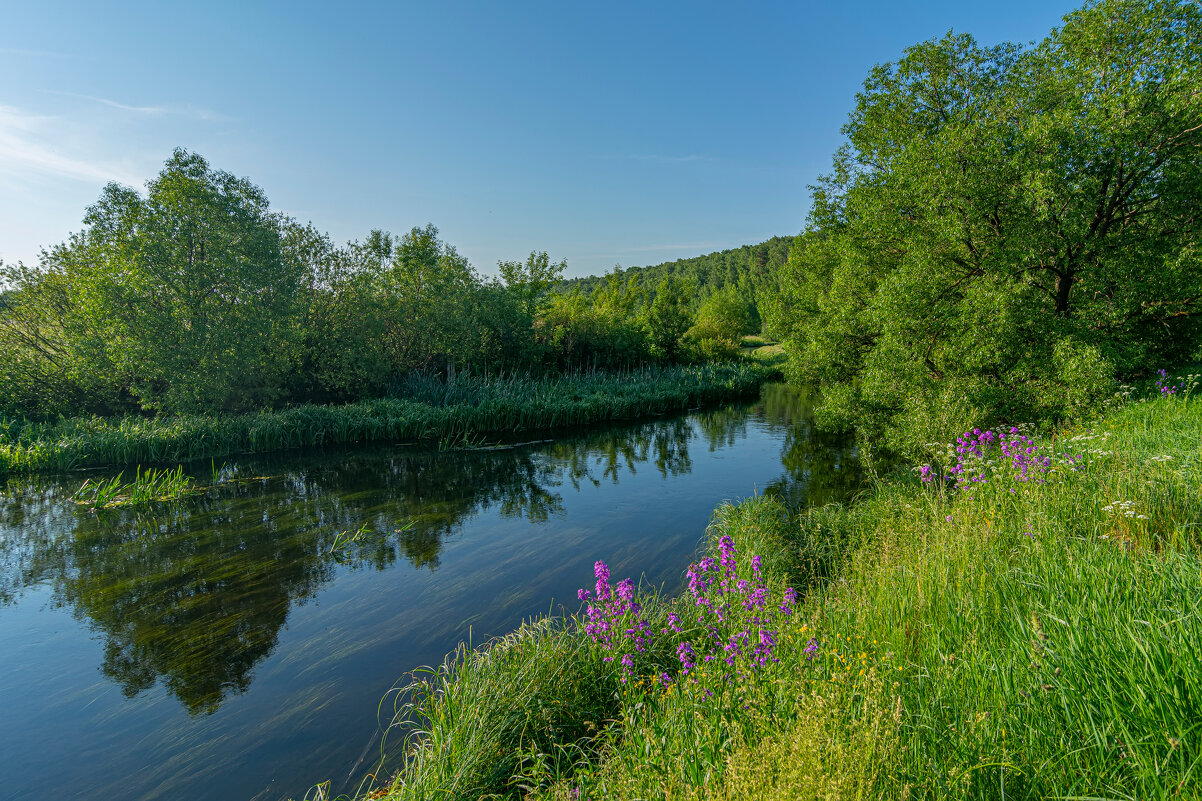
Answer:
[755, 384, 873, 508]
[0, 406, 717, 715]
[0, 384, 876, 801]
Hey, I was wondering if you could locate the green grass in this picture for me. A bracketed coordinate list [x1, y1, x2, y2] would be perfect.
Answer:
[361, 390, 1202, 800]
[0, 363, 777, 475]
[70, 464, 199, 509]
[744, 343, 787, 369]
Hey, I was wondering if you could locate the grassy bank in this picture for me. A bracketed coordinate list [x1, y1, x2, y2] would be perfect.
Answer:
[367, 388, 1202, 800]
[0, 363, 776, 475]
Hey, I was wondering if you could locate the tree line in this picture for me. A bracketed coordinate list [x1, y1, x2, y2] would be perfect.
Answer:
[0, 151, 764, 420]
[556, 236, 791, 326]
[765, 0, 1202, 452]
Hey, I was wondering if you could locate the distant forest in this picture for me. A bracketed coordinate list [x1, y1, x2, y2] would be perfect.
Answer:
[556, 236, 792, 314]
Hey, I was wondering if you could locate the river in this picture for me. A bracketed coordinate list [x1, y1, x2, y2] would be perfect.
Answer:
[0, 383, 863, 801]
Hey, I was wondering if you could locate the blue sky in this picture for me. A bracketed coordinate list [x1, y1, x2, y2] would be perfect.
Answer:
[1, 1, 1077, 278]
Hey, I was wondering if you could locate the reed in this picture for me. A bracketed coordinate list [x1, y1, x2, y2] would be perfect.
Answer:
[0, 363, 776, 475]
[71, 465, 198, 509]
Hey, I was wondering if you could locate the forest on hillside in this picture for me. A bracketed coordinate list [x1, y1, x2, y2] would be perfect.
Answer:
[557, 236, 790, 311]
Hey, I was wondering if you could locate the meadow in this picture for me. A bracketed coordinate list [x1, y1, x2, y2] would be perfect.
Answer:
[0, 363, 775, 475]
[365, 371, 1202, 800]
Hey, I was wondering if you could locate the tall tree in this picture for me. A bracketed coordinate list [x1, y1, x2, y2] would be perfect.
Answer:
[645, 276, 693, 362]
[498, 250, 566, 318]
[33, 149, 305, 412]
[380, 224, 478, 374]
[778, 0, 1202, 448]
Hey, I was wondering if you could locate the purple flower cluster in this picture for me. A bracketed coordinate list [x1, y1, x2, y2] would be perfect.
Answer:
[1155, 369, 1191, 397]
[578, 539, 798, 687]
[682, 536, 794, 674]
[920, 427, 1084, 489]
[578, 561, 650, 681]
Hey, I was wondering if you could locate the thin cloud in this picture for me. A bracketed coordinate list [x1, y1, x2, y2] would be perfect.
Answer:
[45, 90, 226, 121]
[0, 104, 143, 186]
[615, 241, 729, 254]
[0, 47, 75, 58]
[592, 153, 716, 164]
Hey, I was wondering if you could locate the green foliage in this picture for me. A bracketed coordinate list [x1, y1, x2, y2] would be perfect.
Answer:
[682, 285, 755, 361]
[537, 290, 650, 370]
[0, 260, 121, 417]
[499, 250, 566, 318]
[0, 363, 774, 474]
[644, 276, 693, 362]
[378, 224, 479, 373]
[67, 149, 303, 412]
[286, 221, 392, 401]
[777, 0, 1202, 450]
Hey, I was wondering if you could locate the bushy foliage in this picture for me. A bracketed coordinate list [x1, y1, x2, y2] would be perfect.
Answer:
[536, 291, 651, 370]
[775, 0, 1202, 451]
[0, 152, 730, 421]
[683, 285, 756, 361]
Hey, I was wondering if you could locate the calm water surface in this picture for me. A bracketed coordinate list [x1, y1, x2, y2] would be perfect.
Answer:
[0, 384, 862, 801]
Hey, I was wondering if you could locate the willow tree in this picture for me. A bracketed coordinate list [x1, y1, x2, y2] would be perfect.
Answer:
[778, 0, 1202, 448]
[33, 149, 304, 413]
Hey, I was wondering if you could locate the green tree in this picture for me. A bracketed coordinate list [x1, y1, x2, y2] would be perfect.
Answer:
[0, 259, 122, 417]
[284, 221, 392, 401]
[380, 224, 479, 375]
[645, 276, 693, 362]
[45, 149, 304, 412]
[778, 0, 1202, 449]
[683, 285, 755, 360]
[498, 250, 566, 318]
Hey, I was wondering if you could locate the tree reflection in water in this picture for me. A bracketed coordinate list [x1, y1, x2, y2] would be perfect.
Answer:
[0, 384, 865, 715]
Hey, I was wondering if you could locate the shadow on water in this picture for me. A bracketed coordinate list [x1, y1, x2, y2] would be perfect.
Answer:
[0, 383, 867, 800]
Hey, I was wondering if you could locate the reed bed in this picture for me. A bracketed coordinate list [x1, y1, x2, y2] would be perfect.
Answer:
[366, 389, 1202, 800]
[0, 363, 774, 475]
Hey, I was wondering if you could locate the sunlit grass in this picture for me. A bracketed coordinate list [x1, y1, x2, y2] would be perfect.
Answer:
[364, 390, 1202, 800]
[70, 465, 198, 509]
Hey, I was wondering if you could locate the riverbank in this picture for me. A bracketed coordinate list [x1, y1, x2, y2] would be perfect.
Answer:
[370, 388, 1202, 799]
[0, 363, 776, 475]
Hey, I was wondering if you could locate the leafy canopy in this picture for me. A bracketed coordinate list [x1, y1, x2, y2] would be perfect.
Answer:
[775, 0, 1202, 449]
[32, 149, 304, 413]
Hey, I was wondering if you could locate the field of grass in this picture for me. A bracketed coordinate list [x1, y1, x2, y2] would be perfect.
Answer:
[0, 363, 776, 475]
[363, 386, 1202, 800]
[738, 336, 787, 370]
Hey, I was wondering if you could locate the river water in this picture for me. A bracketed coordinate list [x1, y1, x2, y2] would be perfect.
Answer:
[0, 384, 862, 801]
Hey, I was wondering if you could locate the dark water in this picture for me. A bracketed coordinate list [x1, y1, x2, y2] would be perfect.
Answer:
[0, 384, 863, 801]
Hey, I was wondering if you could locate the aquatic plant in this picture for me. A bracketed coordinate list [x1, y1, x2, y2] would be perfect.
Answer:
[70, 465, 197, 509]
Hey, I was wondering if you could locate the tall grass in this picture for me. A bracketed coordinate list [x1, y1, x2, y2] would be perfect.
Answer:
[380, 619, 624, 801]
[367, 390, 1202, 800]
[0, 363, 775, 475]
